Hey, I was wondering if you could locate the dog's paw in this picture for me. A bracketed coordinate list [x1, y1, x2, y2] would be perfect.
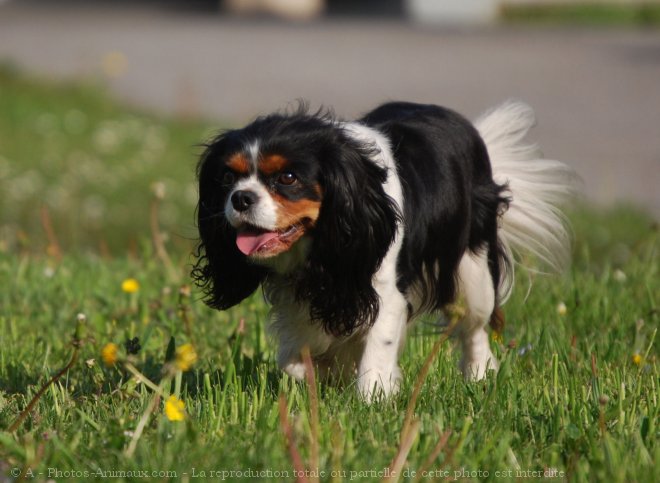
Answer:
[282, 361, 307, 381]
[460, 354, 499, 381]
[357, 366, 402, 402]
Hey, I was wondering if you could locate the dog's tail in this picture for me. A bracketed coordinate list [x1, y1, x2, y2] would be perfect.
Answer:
[475, 100, 579, 302]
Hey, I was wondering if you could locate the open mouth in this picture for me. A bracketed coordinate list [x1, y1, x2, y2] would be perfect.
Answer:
[235, 224, 305, 257]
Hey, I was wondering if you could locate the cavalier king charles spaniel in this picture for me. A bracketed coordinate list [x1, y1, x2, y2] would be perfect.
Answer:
[193, 100, 576, 400]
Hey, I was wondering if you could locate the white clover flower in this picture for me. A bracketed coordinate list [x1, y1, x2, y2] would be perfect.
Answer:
[557, 302, 567, 316]
[613, 269, 627, 282]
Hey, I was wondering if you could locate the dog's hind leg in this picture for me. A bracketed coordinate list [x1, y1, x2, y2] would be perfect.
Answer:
[455, 249, 499, 380]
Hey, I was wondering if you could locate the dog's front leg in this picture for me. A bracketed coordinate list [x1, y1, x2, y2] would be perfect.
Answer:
[357, 283, 408, 402]
[269, 301, 332, 381]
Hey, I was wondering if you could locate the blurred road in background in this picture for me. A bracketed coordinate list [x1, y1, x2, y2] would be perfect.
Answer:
[1, 1, 659, 215]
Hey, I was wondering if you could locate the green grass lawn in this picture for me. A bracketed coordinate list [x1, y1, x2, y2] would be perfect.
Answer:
[0, 66, 658, 482]
[501, 3, 660, 27]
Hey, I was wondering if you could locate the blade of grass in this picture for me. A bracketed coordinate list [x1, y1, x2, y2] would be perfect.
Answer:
[400, 303, 464, 442]
[383, 419, 420, 482]
[40, 205, 62, 261]
[8, 315, 86, 433]
[124, 390, 162, 458]
[414, 428, 452, 482]
[301, 347, 320, 483]
[278, 394, 309, 483]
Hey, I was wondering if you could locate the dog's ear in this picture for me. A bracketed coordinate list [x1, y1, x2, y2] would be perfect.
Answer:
[192, 134, 266, 310]
[296, 138, 400, 336]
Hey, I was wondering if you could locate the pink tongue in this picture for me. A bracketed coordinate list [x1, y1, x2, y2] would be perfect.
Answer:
[236, 230, 279, 255]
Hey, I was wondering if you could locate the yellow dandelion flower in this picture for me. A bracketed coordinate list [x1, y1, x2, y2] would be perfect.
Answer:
[491, 331, 503, 343]
[121, 278, 140, 293]
[164, 395, 185, 421]
[632, 353, 643, 365]
[175, 344, 198, 372]
[101, 343, 118, 367]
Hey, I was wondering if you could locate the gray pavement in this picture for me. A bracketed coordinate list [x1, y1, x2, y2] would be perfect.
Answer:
[1, 2, 659, 215]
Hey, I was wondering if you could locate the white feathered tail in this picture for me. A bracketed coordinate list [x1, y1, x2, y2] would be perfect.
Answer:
[475, 101, 579, 302]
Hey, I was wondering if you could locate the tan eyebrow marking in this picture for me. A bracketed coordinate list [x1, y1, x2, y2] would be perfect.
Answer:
[259, 154, 290, 176]
[226, 153, 251, 174]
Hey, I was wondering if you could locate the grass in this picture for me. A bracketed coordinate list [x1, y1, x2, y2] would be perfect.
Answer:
[0, 66, 658, 482]
[501, 3, 660, 27]
[0, 63, 211, 254]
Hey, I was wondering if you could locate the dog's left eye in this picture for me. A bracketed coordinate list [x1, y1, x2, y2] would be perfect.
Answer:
[277, 172, 297, 186]
[221, 171, 235, 185]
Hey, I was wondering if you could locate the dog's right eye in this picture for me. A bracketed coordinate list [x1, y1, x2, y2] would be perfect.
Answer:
[221, 171, 235, 185]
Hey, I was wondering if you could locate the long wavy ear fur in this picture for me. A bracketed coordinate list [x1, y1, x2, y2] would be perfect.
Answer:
[191, 133, 267, 309]
[296, 136, 400, 336]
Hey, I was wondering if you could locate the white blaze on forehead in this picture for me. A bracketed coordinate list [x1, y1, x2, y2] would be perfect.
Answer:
[224, 175, 278, 230]
[246, 140, 261, 171]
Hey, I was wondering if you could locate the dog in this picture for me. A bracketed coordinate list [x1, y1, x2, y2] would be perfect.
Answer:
[192, 100, 576, 400]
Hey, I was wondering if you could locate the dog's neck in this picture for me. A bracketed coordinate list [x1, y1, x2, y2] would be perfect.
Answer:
[255, 235, 312, 276]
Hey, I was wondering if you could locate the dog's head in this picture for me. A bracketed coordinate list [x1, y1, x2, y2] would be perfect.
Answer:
[192, 108, 399, 335]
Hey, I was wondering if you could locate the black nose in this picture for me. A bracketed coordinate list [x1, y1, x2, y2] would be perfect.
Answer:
[231, 190, 258, 212]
